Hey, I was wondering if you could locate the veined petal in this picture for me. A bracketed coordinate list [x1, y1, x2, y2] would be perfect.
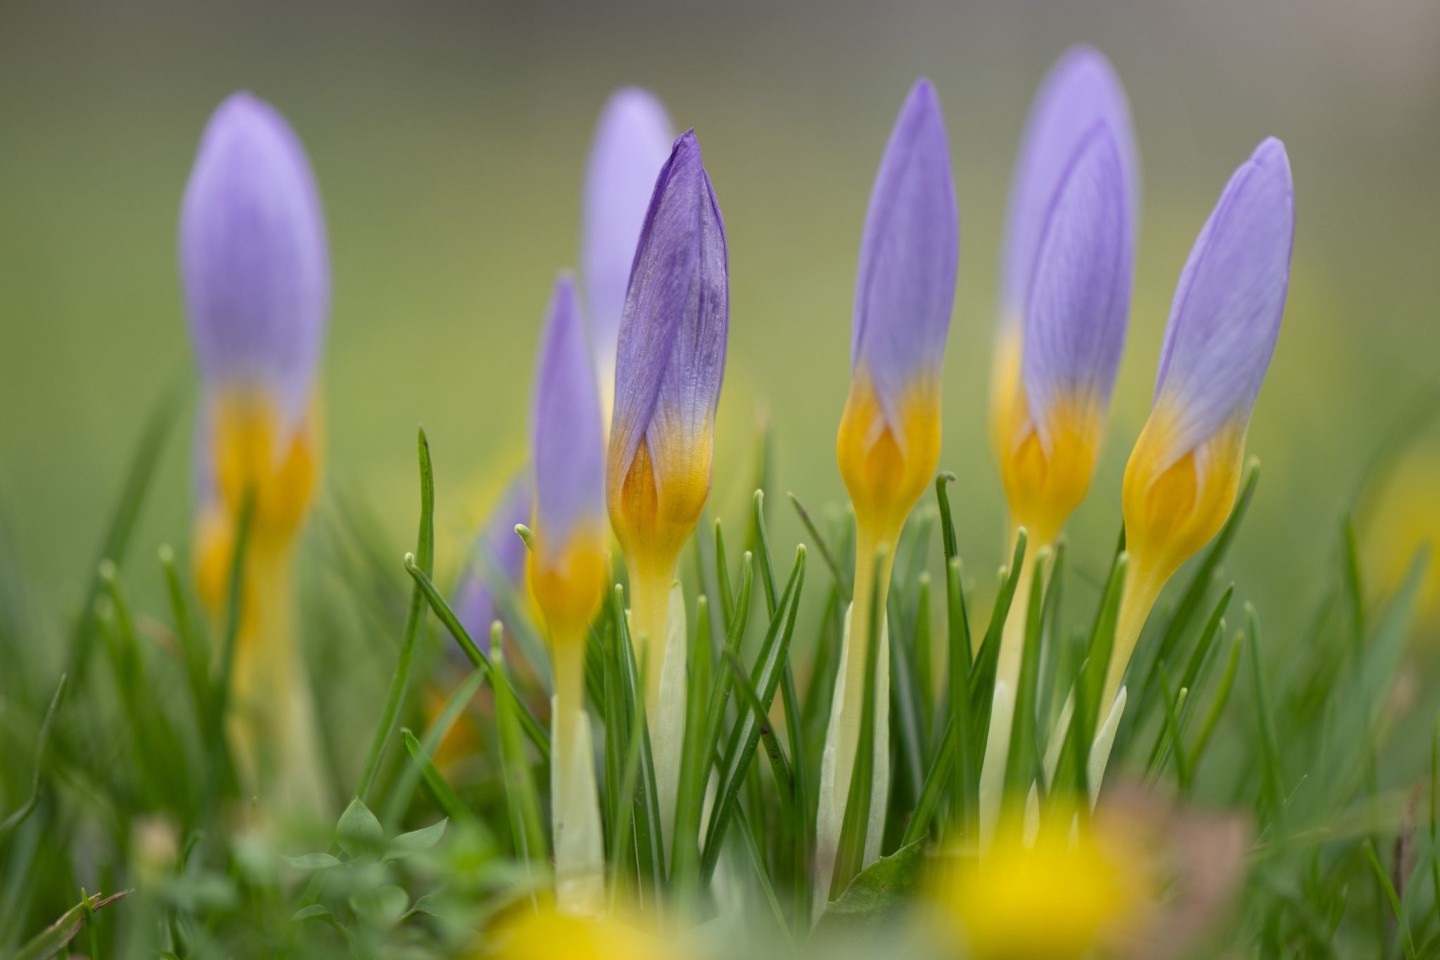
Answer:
[582, 88, 674, 396]
[1002, 46, 1138, 324]
[453, 478, 531, 651]
[607, 131, 728, 561]
[1151, 138, 1293, 465]
[851, 78, 959, 432]
[180, 92, 329, 428]
[1022, 123, 1133, 445]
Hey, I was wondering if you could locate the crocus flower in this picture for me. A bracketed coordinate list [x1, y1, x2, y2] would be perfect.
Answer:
[527, 275, 609, 914]
[981, 48, 1137, 837]
[452, 478, 532, 651]
[928, 812, 1145, 960]
[181, 91, 329, 813]
[481, 905, 687, 960]
[581, 88, 673, 435]
[820, 78, 958, 900]
[1101, 138, 1294, 728]
[606, 130, 727, 844]
[991, 46, 1138, 546]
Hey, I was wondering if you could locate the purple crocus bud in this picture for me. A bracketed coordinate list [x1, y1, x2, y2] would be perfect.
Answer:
[821, 79, 958, 897]
[836, 78, 959, 545]
[527, 275, 610, 912]
[581, 88, 674, 430]
[452, 478, 532, 651]
[606, 129, 726, 729]
[181, 92, 329, 609]
[606, 131, 728, 583]
[528, 275, 609, 645]
[181, 91, 329, 431]
[1107, 138, 1294, 713]
[991, 47, 1138, 548]
[999, 46, 1138, 326]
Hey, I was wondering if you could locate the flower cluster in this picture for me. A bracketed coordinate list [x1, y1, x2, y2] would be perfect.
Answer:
[177, 41, 1292, 957]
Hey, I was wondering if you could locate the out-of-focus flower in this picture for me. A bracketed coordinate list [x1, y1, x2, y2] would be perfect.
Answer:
[582, 88, 673, 436]
[606, 129, 727, 845]
[1362, 449, 1440, 629]
[928, 789, 1249, 960]
[479, 905, 684, 960]
[452, 479, 532, 651]
[982, 47, 1137, 839]
[930, 813, 1145, 960]
[1104, 138, 1294, 733]
[820, 78, 957, 903]
[991, 46, 1138, 547]
[180, 91, 330, 814]
[527, 275, 609, 914]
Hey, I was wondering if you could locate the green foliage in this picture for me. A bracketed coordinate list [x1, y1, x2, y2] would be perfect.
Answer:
[2, 401, 1438, 960]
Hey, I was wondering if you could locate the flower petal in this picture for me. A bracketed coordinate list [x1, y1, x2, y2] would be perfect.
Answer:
[851, 78, 959, 428]
[1153, 138, 1294, 459]
[608, 130, 728, 490]
[1002, 46, 1138, 324]
[1022, 123, 1133, 440]
[533, 274, 607, 558]
[581, 88, 674, 390]
[180, 91, 329, 425]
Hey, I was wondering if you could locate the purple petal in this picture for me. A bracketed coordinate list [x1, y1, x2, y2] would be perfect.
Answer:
[1021, 123, 1133, 440]
[851, 78, 959, 427]
[581, 89, 674, 386]
[452, 478, 532, 652]
[608, 131, 728, 488]
[180, 92, 329, 426]
[533, 275, 607, 561]
[1002, 46, 1138, 325]
[1154, 138, 1294, 457]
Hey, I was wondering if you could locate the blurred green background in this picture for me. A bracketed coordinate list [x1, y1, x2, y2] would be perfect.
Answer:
[2, 0, 1438, 636]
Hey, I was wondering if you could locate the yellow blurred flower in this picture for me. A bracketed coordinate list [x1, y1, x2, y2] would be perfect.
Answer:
[929, 814, 1144, 960]
[1363, 448, 1440, 626]
[478, 906, 681, 960]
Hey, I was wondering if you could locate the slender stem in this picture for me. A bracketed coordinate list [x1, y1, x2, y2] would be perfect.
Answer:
[627, 557, 676, 716]
[1101, 563, 1165, 719]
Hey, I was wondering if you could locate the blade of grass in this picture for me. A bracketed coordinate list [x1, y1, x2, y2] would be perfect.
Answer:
[493, 634, 547, 868]
[383, 669, 487, 826]
[0, 675, 68, 841]
[701, 547, 806, 883]
[403, 554, 549, 761]
[356, 428, 436, 803]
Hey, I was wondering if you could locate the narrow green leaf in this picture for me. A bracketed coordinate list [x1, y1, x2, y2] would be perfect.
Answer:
[403, 555, 549, 762]
[492, 639, 547, 868]
[357, 427, 436, 803]
[702, 547, 807, 883]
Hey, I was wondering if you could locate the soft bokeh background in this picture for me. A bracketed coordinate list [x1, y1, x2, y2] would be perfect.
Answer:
[2, 0, 1439, 636]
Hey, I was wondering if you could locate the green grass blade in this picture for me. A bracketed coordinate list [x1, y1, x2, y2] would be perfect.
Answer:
[356, 428, 435, 803]
[701, 547, 806, 884]
[403, 554, 549, 761]
[492, 635, 547, 868]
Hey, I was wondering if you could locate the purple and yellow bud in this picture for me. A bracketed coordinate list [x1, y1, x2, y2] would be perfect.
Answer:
[990, 47, 1137, 546]
[527, 275, 609, 914]
[820, 79, 958, 905]
[605, 130, 727, 694]
[1104, 137, 1294, 715]
[837, 79, 957, 548]
[581, 88, 674, 436]
[180, 91, 330, 813]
